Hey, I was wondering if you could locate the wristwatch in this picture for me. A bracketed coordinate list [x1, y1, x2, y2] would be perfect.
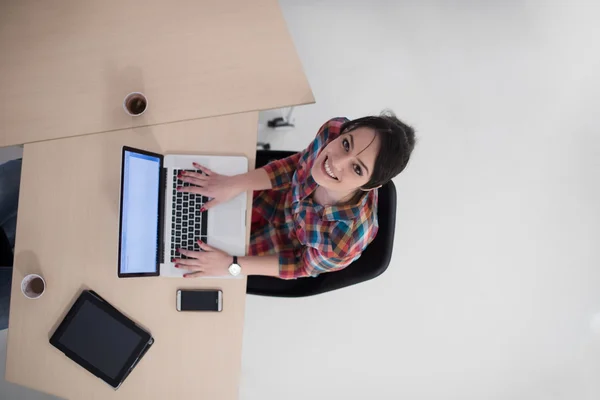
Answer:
[228, 256, 242, 276]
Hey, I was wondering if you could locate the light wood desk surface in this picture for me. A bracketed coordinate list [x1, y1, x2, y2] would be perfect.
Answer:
[5, 113, 258, 400]
[0, 0, 314, 147]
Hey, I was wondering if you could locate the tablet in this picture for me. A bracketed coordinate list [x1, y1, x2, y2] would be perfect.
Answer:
[50, 290, 154, 389]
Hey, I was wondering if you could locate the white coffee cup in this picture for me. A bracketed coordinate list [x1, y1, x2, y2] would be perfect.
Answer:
[21, 274, 46, 299]
[123, 92, 148, 116]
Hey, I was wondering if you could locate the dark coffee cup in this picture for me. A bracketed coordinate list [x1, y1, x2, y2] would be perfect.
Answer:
[123, 92, 148, 116]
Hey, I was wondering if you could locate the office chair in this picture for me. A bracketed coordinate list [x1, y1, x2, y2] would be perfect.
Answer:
[0, 229, 13, 330]
[246, 150, 397, 297]
[0, 229, 13, 267]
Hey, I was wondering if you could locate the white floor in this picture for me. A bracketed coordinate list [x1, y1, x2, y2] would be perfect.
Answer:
[0, 147, 23, 164]
[3, 1, 600, 399]
[245, 1, 600, 400]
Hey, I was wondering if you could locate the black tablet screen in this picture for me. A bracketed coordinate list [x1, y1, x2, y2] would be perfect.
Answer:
[56, 300, 143, 380]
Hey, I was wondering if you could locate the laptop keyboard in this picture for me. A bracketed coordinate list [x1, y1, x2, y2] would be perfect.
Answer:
[171, 169, 209, 260]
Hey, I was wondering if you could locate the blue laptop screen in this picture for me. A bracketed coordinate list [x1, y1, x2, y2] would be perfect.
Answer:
[120, 150, 161, 275]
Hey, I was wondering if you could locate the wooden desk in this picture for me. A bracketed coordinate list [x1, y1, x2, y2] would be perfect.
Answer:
[5, 113, 257, 400]
[0, 0, 314, 147]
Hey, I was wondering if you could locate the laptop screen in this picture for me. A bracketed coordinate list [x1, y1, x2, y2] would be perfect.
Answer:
[119, 149, 162, 276]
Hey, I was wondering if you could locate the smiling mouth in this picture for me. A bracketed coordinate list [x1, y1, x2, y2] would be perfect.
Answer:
[323, 156, 338, 180]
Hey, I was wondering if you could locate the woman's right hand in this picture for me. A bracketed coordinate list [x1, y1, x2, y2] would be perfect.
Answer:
[177, 163, 245, 211]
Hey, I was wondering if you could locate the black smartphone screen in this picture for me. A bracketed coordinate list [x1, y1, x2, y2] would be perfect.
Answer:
[179, 290, 221, 311]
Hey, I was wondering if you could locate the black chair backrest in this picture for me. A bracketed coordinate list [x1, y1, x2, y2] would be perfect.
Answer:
[246, 150, 397, 297]
[0, 229, 13, 267]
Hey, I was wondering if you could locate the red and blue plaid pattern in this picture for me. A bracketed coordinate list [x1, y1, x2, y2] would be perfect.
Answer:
[249, 118, 379, 279]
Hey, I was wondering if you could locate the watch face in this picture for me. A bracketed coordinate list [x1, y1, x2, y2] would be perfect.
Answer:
[229, 263, 242, 276]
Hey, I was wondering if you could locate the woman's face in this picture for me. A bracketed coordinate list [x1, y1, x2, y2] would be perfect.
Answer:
[311, 127, 381, 193]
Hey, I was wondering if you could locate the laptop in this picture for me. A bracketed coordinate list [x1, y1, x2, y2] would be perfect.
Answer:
[118, 146, 248, 278]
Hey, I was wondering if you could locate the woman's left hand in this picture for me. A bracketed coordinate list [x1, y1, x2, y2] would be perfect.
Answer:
[173, 240, 232, 278]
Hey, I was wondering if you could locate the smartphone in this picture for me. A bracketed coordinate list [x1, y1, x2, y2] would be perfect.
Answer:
[176, 290, 223, 312]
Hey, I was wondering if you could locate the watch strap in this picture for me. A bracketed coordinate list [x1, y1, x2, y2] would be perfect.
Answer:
[233, 256, 238, 265]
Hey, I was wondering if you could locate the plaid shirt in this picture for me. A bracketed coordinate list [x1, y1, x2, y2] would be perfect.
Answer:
[249, 118, 379, 279]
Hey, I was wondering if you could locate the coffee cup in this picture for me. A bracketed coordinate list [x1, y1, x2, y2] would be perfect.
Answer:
[123, 92, 148, 116]
[21, 274, 46, 299]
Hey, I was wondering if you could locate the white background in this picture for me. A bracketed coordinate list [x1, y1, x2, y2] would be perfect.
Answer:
[245, 1, 600, 400]
[2, 1, 600, 399]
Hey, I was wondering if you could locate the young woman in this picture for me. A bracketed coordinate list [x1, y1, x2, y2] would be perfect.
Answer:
[174, 112, 416, 279]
